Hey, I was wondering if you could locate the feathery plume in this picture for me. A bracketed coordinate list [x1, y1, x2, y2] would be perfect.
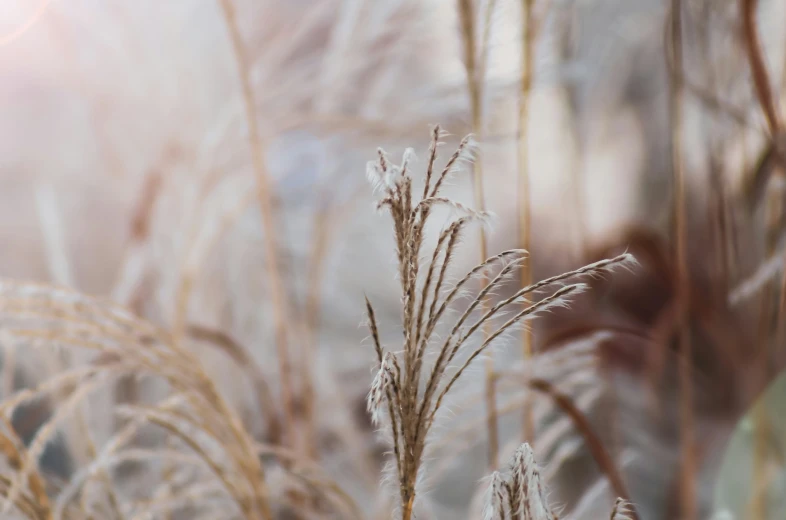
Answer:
[483, 471, 507, 520]
[362, 130, 634, 520]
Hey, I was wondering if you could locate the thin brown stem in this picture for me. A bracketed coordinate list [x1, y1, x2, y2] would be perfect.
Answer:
[670, 2, 696, 518]
[301, 195, 353, 459]
[457, 0, 498, 469]
[529, 379, 637, 520]
[740, 0, 781, 136]
[186, 325, 281, 443]
[519, 0, 536, 446]
[217, 0, 296, 446]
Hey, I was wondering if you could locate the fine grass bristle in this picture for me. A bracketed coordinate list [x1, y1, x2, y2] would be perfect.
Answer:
[362, 130, 637, 520]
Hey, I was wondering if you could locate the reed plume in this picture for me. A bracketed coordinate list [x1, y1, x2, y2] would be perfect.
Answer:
[482, 444, 633, 520]
[363, 128, 635, 520]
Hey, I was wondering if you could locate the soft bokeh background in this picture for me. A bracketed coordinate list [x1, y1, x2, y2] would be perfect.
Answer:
[2, 0, 786, 519]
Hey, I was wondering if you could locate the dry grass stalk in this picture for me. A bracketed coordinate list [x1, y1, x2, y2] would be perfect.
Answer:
[255, 442, 362, 520]
[300, 186, 367, 461]
[424, 342, 598, 479]
[0, 419, 51, 520]
[111, 157, 166, 310]
[749, 398, 771, 520]
[186, 325, 281, 443]
[518, 0, 536, 446]
[528, 378, 637, 519]
[217, 0, 297, 446]
[669, 1, 696, 518]
[363, 129, 635, 520]
[739, 0, 781, 139]
[457, 0, 499, 470]
[111, 163, 167, 459]
[34, 184, 107, 501]
[746, 180, 786, 520]
[301, 209, 332, 460]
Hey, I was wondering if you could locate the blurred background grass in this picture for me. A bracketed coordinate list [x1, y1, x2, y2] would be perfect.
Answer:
[0, 0, 785, 518]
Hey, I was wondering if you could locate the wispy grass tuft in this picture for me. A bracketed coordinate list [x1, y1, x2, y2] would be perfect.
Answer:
[363, 129, 636, 520]
[481, 443, 633, 520]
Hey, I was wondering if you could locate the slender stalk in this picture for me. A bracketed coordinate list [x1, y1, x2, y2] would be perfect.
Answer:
[749, 169, 783, 520]
[775, 0, 786, 372]
[740, 0, 781, 137]
[670, 2, 696, 518]
[457, 0, 498, 469]
[777, 246, 786, 368]
[751, 399, 770, 520]
[518, 0, 536, 445]
[187, 325, 281, 443]
[301, 187, 366, 461]
[302, 207, 330, 459]
[529, 378, 638, 520]
[217, 0, 296, 445]
[402, 494, 415, 520]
